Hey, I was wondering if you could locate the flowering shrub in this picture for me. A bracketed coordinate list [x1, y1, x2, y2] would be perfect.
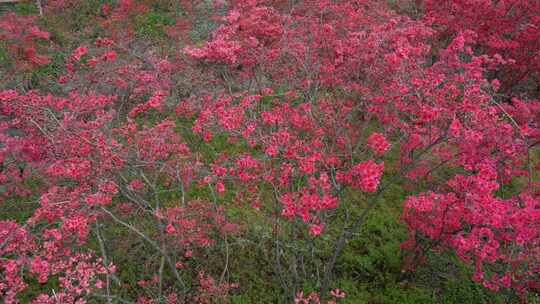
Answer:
[0, 13, 50, 69]
[420, 0, 540, 93]
[0, 0, 539, 303]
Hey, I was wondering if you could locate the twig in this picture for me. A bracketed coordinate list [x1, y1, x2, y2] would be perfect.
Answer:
[99, 206, 187, 290]
[36, 0, 42, 16]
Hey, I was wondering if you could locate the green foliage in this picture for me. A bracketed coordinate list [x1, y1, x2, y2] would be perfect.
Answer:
[13, 2, 38, 15]
[16, 276, 60, 302]
[134, 11, 175, 38]
[327, 181, 508, 304]
[0, 178, 42, 223]
[0, 197, 39, 224]
[411, 252, 506, 304]
[188, 2, 219, 43]
[0, 44, 10, 66]
[29, 51, 65, 90]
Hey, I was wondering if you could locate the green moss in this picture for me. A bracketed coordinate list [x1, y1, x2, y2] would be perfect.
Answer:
[14, 2, 38, 15]
[134, 11, 175, 38]
[16, 276, 61, 302]
[0, 44, 11, 65]
[29, 51, 65, 90]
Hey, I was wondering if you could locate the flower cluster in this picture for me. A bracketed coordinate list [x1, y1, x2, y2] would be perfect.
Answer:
[336, 160, 385, 193]
[367, 132, 391, 155]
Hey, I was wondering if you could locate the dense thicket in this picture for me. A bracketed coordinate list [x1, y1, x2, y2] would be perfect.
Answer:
[0, 0, 539, 303]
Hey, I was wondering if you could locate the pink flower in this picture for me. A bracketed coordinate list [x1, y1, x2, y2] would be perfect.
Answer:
[337, 160, 384, 192]
[216, 180, 225, 193]
[147, 91, 166, 109]
[129, 179, 144, 190]
[261, 87, 274, 95]
[330, 288, 346, 298]
[137, 280, 147, 287]
[309, 223, 324, 236]
[102, 50, 116, 62]
[203, 131, 213, 142]
[491, 79, 500, 91]
[165, 223, 175, 234]
[449, 117, 462, 138]
[367, 132, 390, 155]
[71, 45, 88, 61]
